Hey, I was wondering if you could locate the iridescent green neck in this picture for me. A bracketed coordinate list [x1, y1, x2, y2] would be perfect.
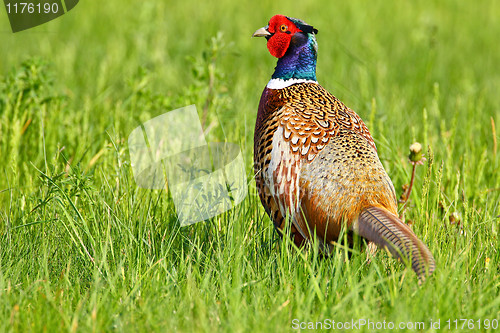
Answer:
[272, 32, 317, 81]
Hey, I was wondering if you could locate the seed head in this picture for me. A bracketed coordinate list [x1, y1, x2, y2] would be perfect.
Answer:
[409, 142, 423, 163]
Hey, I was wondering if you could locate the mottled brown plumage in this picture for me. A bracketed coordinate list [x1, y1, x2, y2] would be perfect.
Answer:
[253, 15, 435, 281]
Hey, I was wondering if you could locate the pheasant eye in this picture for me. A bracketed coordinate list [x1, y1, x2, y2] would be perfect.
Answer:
[280, 24, 288, 32]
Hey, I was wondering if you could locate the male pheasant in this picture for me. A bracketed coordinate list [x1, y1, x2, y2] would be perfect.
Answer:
[253, 15, 435, 281]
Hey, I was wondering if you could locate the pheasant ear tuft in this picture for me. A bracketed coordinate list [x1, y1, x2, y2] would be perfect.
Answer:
[302, 25, 318, 35]
[303, 25, 318, 35]
[298, 24, 318, 35]
[286, 16, 318, 35]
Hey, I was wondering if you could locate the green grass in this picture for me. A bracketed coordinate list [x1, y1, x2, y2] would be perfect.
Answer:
[1, 0, 499, 332]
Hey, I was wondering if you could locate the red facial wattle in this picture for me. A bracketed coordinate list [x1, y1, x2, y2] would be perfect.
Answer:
[266, 15, 301, 58]
[267, 34, 291, 58]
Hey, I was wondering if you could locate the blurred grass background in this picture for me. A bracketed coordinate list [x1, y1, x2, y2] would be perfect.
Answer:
[0, 0, 499, 332]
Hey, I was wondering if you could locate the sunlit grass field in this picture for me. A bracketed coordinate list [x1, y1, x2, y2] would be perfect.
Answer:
[1, 0, 499, 331]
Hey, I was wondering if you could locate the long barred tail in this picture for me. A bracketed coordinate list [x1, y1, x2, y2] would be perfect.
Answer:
[354, 206, 435, 282]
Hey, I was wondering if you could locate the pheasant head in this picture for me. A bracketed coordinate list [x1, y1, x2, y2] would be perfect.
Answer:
[253, 15, 318, 82]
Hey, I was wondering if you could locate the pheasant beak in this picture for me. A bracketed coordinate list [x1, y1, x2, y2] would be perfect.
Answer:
[252, 26, 272, 38]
